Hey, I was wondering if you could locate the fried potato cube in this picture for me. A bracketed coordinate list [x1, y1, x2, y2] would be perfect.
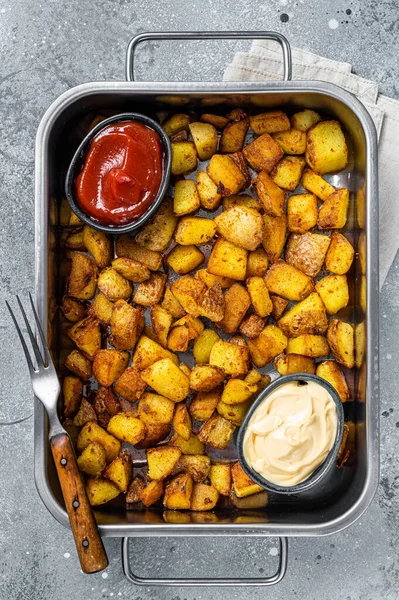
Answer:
[134, 199, 177, 252]
[245, 369, 271, 390]
[250, 110, 290, 135]
[209, 339, 250, 376]
[327, 319, 355, 368]
[254, 171, 285, 217]
[98, 267, 132, 301]
[214, 205, 263, 251]
[104, 452, 132, 492]
[190, 483, 219, 511]
[264, 261, 314, 301]
[189, 387, 222, 421]
[306, 120, 348, 174]
[210, 464, 231, 496]
[137, 392, 175, 425]
[239, 314, 265, 339]
[171, 141, 198, 175]
[189, 122, 218, 159]
[200, 113, 229, 129]
[93, 349, 129, 387]
[68, 252, 98, 300]
[271, 156, 306, 191]
[275, 353, 315, 375]
[141, 358, 190, 402]
[355, 321, 366, 369]
[173, 179, 201, 216]
[195, 269, 234, 290]
[278, 292, 328, 337]
[247, 276, 273, 317]
[318, 188, 350, 229]
[140, 480, 165, 507]
[164, 473, 193, 509]
[64, 228, 85, 250]
[198, 413, 236, 449]
[196, 170, 222, 210]
[126, 476, 146, 504]
[270, 295, 289, 321]
[223, 194, 261, 211]
[207, 154, 246, 196]
[174, 217, 216, 246]
[77, 441, 106, 477]
[262, 214, 287, 264]
[291, 109, 321, 132]
[324, 232, 354, 274]
[135, 422, 171, 449]
[247, 324, 288, 368]
[221, 379, 258, 405]
[193, 328, 220, 365]
[110, 300, 143, 350]
[111, 257, 150, 283]
[133, 272, 166, 307]
[82, 225, 112, 268]
[62, 376, 83, 417]
[147, 446, 182, 480]
[172, 315, 204, 340]
[133, 334, 178, 370]
[170, 432, 205, 455]
[315, 274, 349, 315]
[65, 349, 92, 380]
[302, 168, 335, 201]
[208, 238, 248, 282]
[150, 306, 173, 348]
[173, 403, 192, 441]
[73, 398, 98, 427]
[93, 387, 121, 428]
[167, 244, 205, 274]
[190, 365, 226, 392]
[231, 462, 263, 497]
[163, 113, 191, 136]
[107, 413, 146, 445]
[68, 316, 101, 360]
[88, 292, 113, 325]
[86, 477, 120, 506]
[61, 296, 86, 323]
[170, 454, 211, 482]
[161, 285, 186, 319]
[272, 129, 307, 154]
[287, 193, 318, 234]
[171, 276, 207, 317]
[243, 132, 283, 172]
[246, 248, 269, 278]
[217, 398, 253, 426]
[358, 231, 366, 275]
[115, 235, 162, 271]
[114, 366, 146, 402]
[77, 421, 121, 463]
[197, 283, 224, 322]
[317, 360, 350, 402]
[285, 232, 331, 278]
[287, 334, 330, 358]
[220, 116, 250, 153]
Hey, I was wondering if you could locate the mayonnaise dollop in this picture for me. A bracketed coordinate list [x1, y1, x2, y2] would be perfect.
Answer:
[243, 381, 338, 487]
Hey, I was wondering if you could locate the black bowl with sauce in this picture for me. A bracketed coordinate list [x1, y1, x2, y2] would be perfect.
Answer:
[65, 112, 172, 234]
[236, 373, 345, 495]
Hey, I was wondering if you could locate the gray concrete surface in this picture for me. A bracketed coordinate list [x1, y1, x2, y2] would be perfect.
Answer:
[1, 0, 398, 598]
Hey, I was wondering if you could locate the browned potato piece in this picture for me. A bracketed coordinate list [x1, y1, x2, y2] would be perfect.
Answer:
[291, 109, 321, 132]
[171, 141, 198, 175]
[278, 292, 328, 337]
[302, 168, 335, 201]
[253, 171, 285, 217]
[229, 334, 247, 346]
[170, 432, 205, 455]
[315, 274, 349, 315]
[98, 267, 132, 301]
[327, 319, 355, 368]
[93, 386, 121, 428]
[324, 232, 354, 274]
[83, 226, 112, 268]
[200, 113, 229, 129]
[134, 200, 177, 252]
[287, 335, 330, 358]
[190, 365, 226, 392]
[65, 349, 92, 380]
[196, 269, 234, 290]
[126, 476, 146, 503]
[140, 480, 165, 507]
[264, 261, 314, 301]
[150, 306, 173, 349]
[61, 296, 86, 323]
[245, 369, 271, 390]
[208, 239, 248, 282]
[214, 206, 263, 251]
[173, 179, 201, 216]
[73, 398, 98, 427]
[167, 245, 205, 274]
[355, 321, 366, 369]
[199, 283, 225, 322]
[223, 194, 260, 211]
[262, 214, 287, 263]
[112, 257, 150, 283]
[196, 170, 222, 210]
[173, 403, 192, 441]
[64, 228, 84, 250]
[88, 292, 113, 325]
[318, 188, 349, 229]
[287, 193, 318, 234]
[110, 300, 143, 350]
[107, 413, 146, 445]
[163, 113, 190, 136]
[243, 132, 283, 172]
[114, 366, 146, 402]
[247, 324, 288, 368]
[164, 473, 193, 509]
[133, 272, 166, 307]
[247, 277, 273, 317]
[135, 422, 171, 449]
[77, 421, 121, 463]
[285, 232, 331, 278]
[63, 376, 83, 416]
[189, 122, 218, 160]
[68, 317, 101, 360]
[137, 392, 175, 424]
[210, 463, 231, 496]
[68, 252, 98, 300]
[275, 353, 315, 375]
[175, 217, 216, 246]
[189, 387, 222, 421]
[271, 156, 306, 191]
[77, 441, 106, 477]
[141, 358, 190, 402]
[171, 275, 207, 317]
[316, 360, 350, 402]
[250, 110, 290, 135]
[198, 413, 236, 449]
[147, 446, 182, 480]
[239, 314, 266, 339]
[220, 116, 249, 153]
[207, 154, 246, 196]
[86, 477, 120, 506]
[93, 349, 129, 387]
[172, 315, 204, 340]
[221, 379, 258, 405]
[270, 295, 289, 321]
[272, 129, 307, 154]
[190, 483, 219, 511]
[231, 462, 263, 497]
[161, 285, 186, 318]
[358, 231, 366, 275]
[170, 454, 211, 482]
[104, 452, 132, 493]
[115, 235, 162, 271]
[246, 248, 269, 278]
[209, 339, 250, 376]
[306, 120, 348, 174]
[217, 399, 253, 426]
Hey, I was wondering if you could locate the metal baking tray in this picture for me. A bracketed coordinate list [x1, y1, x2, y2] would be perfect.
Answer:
[34, 32, 379, 586]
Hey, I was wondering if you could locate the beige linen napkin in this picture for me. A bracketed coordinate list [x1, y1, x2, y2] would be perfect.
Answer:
[224, 40, 399, 287]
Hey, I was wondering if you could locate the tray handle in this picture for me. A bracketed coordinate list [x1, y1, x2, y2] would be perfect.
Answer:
[121, 534, 288, 587]
[125, 31, 292, 82]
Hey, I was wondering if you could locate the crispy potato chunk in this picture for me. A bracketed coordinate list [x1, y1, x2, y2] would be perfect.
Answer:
[250, 110, 290, 135]
[83, 226, 112, 268]
[247, 324, 288, 368]
[63, 376, 83, 417]
[171, 141, 198, 175]
[273, 129, 307, 154]
[200, 113, 229, 129]
[86, 477, 120, 506]
[77, 421, 121, 463]
[306, 120, 348, 174]
[198, 283, 225, 322]
[208, 239, 248, 282]
[133, 335, 178, 371]
[170, 432, 205, 455]
[167, 244, 205, 274]
[243, 132, 283, 172]
[217, 398, 253, 426]
[150, 306, 173, 348]
[316, 360, 350, 402]
[318, 188, 349, 229]
[126, 476, 146, 503]
[214, 206, 263, 251]
[140, 480, 165, 507]
[189, 388, 222, 421]
[115, 235, 162, 271]
[141, 358, 190, 402]
[278, 292, 328, 337]
[287, 334, 330, 358]
[210, 463, 232, 496]
[245, 369, 271, 390]
[110, 300, 143, 350]
[77, 441, 106, 477]
[198, 413, 236, 449]
[315, 274, 349, 315]
[209, 339, 250, 376]
[171, 275, 207, 316]
[271, 156, 306, 191]
[65, 349, 92, 380]
[104, 452, 132, 492]
[275, 353, 315, 375]
[239, 313, 266, 339]
[68, 252, 98, 300]
[68, 316, 101, 360]
[246, 248, 269, 278]
[207, 154, 246, 196]
[134, 200, 177, 252]
[231, 462, 263, 497]
[223, 194, 260, 211]
[193, 330, 220, 364]
[190, 365, 226, 392]
[93, 387, 121, 427]
[247, 276, 273, 317]
[147, 446, 182, 480]
[270, 295, 289, 321]
[163, 113, 190, 136]
[174, 217, 216, 246]
[285, 232, 331, 278]
[164, 473, 193, 509]
[161, 285, 186, 319]
[73, 398, 98, 427]
[253, 171, 285, 217]
[264, 261, 314, 301]
[302, 168, 335, 201]
[133, 272, 166, 307]
[61, 296, 86, 323]
[196, 170, 222, 210]
[172, 315, 204, 340]
[291, 109, 321, 132]
[137, 392, 175, 425]
[287, 193, 318, 234]
[221, 379, 258, 405]
[93, 349, 129, 387]
[191, 483, 219, 511]
[173, 179, 201, 216]
[327, 319, 354, 368]
[355, 321, 366, 368]
[220, 116, 249, 153]
[173, 403, 192, 441]
[107, 413, 146, 445]
[98, 267, 132, 301]
[88, 292, 113, 325]
[261, 215, 286, 267]
[170, 455, 211, 482]
[135, 422, 171, 449]
[324, 232, 354, 274]
[195, 269, 234, 290]
[189, 122, 218, 160]
[64, 228, 84, 250]
[114, 366, 146, 402]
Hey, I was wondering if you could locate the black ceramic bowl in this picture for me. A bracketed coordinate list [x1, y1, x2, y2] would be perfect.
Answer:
[236, 373, 344, 495]
[65, 112, 172, 234]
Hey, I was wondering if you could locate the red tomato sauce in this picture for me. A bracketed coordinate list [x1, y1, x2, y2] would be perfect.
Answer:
[76, 121, 163, 226]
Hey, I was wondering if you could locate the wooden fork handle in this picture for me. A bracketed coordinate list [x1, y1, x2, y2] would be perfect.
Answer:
[51, 432, 109, 574]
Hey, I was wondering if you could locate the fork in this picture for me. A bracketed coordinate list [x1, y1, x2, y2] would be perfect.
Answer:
[6, 294, 108, 574]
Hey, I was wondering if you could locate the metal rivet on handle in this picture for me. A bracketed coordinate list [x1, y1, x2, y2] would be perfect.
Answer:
[60, 458, 67, 466]
[82, 539, 89, 548]
[72, 500, 80, 509]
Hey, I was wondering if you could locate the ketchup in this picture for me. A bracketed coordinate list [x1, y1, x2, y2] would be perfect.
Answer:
[76, 121, 163, 226]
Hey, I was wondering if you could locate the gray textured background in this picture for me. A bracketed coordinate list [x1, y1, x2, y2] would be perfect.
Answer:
[1, 0, 398, 598]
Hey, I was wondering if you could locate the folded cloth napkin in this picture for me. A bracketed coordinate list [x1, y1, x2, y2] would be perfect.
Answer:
[224, 40, 399, 287]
